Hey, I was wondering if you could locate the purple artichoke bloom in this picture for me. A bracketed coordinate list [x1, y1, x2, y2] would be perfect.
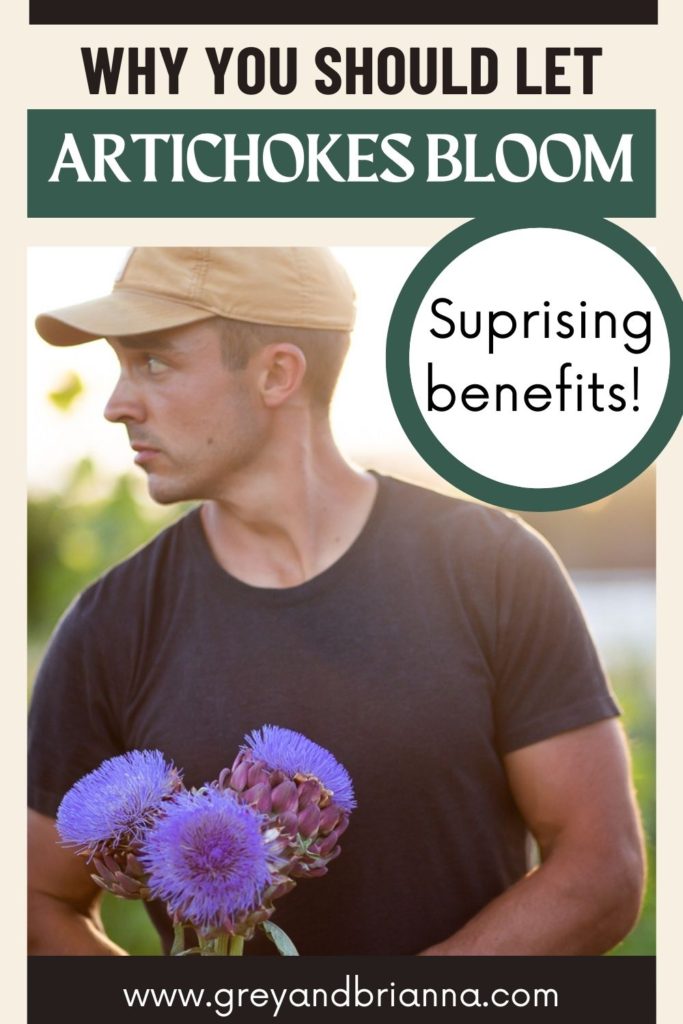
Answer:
[243, 725, 356, 811]
[219, 725, 355, 880]
[56, 749, 183, 858]
[140, 788, 277, 937]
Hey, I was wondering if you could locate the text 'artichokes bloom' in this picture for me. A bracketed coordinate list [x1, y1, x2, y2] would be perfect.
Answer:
[140, 788, 277, 937]
[221, 725, 355, 878]
[56, 749, 182, 858]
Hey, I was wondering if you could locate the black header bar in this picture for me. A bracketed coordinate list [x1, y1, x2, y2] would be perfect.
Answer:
[29, 1, 658, 26]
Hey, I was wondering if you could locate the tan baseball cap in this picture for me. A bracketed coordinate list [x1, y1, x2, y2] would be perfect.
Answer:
[35, 247, 356, 346]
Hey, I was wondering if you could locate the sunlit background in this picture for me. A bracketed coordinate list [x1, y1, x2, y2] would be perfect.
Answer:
[27, 247, 654, 955]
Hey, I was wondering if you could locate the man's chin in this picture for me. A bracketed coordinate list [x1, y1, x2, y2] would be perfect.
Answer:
[145, 474, 194, 506]
[149, 491, 179, 506]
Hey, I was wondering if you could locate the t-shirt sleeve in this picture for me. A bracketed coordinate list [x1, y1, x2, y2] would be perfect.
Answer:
[28, 594, 125, 819]
[492, 516, 619, 755]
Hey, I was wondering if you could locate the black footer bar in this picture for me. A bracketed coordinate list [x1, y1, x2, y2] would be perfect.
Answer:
[29, 955, 655, 1024]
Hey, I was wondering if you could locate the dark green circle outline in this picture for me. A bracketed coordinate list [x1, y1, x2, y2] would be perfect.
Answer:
[386, 217, 683, 511]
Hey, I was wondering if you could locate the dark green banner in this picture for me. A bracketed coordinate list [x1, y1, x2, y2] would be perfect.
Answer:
[28, 109, 654, 218]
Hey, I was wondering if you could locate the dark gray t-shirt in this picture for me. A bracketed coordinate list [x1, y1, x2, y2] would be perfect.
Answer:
[28, 474, 618, 954]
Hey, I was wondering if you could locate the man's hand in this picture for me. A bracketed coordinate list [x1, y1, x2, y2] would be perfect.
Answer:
[28, 808, 127, 955]
[421, 719, 645, 955]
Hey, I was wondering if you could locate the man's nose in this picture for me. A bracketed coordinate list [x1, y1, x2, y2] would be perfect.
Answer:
[104, 375, 146, 423]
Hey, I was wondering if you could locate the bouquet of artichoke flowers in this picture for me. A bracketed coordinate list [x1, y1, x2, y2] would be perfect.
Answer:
[56, 726, 355, 956]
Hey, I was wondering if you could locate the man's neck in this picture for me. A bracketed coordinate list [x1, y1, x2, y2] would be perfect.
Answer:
[199, 429, 378, 588]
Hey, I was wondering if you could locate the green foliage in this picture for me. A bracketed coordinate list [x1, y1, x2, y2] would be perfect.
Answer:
[100, 893, 162, 957]
[607, 661, 655, 957]
[28, 460, 181, 642]
[262, 920, 300, 956]
[47, 372, 84, 412]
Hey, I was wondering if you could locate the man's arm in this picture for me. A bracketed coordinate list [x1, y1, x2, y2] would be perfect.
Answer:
[28, 808, 127, 955]
[421, 719, 645, 955]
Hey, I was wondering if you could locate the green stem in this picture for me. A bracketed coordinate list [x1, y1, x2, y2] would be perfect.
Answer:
[170, 924, 185, 956]
[229, 935, 244, 956]
[214, 934, 229, 956]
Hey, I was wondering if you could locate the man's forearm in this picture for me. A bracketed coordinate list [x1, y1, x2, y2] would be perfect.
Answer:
[420, 843, 643, 956]
[28, 893, 127, 956]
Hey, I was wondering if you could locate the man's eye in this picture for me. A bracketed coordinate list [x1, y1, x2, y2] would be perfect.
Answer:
[145, 356, 166, 375]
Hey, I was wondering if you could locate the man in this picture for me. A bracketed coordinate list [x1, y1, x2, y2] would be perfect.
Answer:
[28, 247, 644, 956]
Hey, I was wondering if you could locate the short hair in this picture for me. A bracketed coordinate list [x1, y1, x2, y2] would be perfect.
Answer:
[215, 317, 351, 411]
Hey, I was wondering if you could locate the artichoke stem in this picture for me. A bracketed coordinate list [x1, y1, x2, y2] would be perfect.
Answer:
[170, 924, 185, 956]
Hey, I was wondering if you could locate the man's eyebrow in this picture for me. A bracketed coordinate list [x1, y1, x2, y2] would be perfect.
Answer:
[106, 334, 176, 351]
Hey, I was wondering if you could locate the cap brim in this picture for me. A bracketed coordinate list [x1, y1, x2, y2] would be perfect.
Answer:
[35, 290, 214, 346]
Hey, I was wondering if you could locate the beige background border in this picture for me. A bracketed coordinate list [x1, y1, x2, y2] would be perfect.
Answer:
[5, 3, 680, 1018]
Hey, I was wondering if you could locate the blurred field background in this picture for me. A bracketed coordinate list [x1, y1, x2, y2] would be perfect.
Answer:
[27, 248, 655, 956]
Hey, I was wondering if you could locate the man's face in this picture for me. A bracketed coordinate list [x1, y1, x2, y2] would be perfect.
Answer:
[104, 320, 266, 504]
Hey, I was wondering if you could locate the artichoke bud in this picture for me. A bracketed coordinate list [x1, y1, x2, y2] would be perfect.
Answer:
[227, 761, 249, 793]
[277, 811, 299, 837]
[124, 852, 146, 878]
[297, 803, 321, 839]
[296, 777, 323, 809]
[247, 907, 272, 926]
[113, 871, 146, 897]
[271, 780, 298, 814]
[90, 863, 148, 900]
[334, 814, 350, 839]
[318, 804, 341, 835]
[92, 856, 116, 886]
[269, 878, 297, 900]
[308, 863, 331, 877]
[313, 829, 340, 857]
[242, 782, 272, 813]
[293, 862, 328, 879]
[247, 761, 269, 788]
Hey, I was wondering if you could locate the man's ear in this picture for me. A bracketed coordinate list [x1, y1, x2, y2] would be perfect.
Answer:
[257, 343, 307, 408]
